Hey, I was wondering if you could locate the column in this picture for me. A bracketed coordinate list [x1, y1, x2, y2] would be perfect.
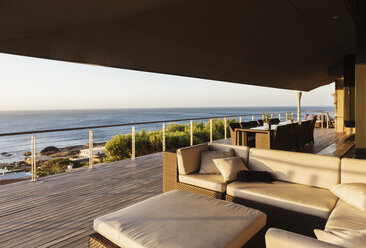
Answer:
[335, 78, 345, 133]
[355, 0, 366, 158]
[297, 91, 302, 123]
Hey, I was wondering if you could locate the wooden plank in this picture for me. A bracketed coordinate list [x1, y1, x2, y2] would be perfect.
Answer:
[0, 153, 163, 248]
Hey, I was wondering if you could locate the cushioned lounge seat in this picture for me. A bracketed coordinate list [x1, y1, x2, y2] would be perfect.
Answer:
[179, 174, 226, 192]
[94, 190, 266, 248]
[325, 199, 366, 231]
[227, 181, 338, 219]
[265, 228, 342, 248]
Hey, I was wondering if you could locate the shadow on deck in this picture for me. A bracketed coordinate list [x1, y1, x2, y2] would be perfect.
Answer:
[0, 128, 354, 247]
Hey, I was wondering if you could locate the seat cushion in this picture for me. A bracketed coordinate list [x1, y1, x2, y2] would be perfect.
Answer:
[227, 181, 338, 218]
[179, 174, 226, 192]
[325, 199, 366, 231]
[94, 190, 266, 248]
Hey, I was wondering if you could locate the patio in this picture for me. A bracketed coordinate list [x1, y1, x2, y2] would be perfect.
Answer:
[0, 128, 353, 248]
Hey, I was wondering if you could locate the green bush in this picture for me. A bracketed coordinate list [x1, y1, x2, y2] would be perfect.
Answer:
[104, 118, 237, 162]
[37, 158, 81, 177]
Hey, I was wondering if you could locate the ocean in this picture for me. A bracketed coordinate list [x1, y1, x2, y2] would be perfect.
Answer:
[0, 106, 334, 164]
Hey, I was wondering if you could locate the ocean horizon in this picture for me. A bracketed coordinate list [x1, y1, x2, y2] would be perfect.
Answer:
[0, 106, 334, 164]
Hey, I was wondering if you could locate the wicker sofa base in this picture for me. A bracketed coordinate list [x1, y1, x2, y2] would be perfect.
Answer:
[176, 182, 225, 199]
[89, 232, 120, 248]
[226, 195, 327, 238]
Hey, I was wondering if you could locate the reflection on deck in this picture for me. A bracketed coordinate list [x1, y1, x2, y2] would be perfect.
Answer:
[0, 129, 353, 247]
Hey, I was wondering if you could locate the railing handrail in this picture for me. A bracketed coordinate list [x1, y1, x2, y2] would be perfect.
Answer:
[0, 110, 332, 137]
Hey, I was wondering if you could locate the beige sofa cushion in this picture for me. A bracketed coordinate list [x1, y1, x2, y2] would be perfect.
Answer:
[199, 149, 234, 174]
[179, 174, 226, 192]
[314, 229, 366, 248]
[177, 143, 249, 175]
[325, 199, 366, 231]
[177, 143, 208, 175]
[94, 190, 266, 248]
[248, 148, 340, 189]
[209, 144, 250, 166]
[331, 183, 366, 211]
[266, 228, 342, 248]
[317, 199, 366, 247]
[227, 181, 338, 218]
[213, 156, 248, 182]
[341, 158, 366, 183]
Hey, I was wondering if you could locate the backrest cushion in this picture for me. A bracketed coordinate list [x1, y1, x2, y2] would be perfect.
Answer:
[177, 143, 208, 175]
[341, 158, 366, 183]
[209, 143, 250, 166]
[249, 148, 340, 189]
[199, 149, 234, 174]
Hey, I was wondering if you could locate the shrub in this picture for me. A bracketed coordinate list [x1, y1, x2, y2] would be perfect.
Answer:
[104, 118, 237, 163]
[37, 158, 81, 177]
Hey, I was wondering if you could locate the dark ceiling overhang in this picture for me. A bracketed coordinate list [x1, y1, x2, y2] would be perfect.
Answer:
[0, 0, 355, 91]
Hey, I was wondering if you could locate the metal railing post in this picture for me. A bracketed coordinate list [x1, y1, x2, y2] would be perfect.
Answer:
[31, 135, 36, 182]
[190, 121, 193, 146]
[162, 123, 166, 152]
[271, 114, 273, 119]
[132, 126, 135, 159]
[326, 113, 329, 129]
[262, 115, 264, 120]
[89, 130, 93, 169]
[210, 119, 213, 143]
[279, 113, 281, 121]
[224, 118, 227, 140]
[252, 115, 254, 121]
[239, 116, 242, 123]
[286, 113, 288, 120]
[321, 114, 324, 129]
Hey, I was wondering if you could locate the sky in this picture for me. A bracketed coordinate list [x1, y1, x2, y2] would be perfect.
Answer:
[0, 53, 335, 111]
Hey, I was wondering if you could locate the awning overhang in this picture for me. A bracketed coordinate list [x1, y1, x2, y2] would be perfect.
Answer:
[0, 0, 356, 91]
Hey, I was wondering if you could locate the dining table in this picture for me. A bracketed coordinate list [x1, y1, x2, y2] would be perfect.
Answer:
[235, 122, 292, 149]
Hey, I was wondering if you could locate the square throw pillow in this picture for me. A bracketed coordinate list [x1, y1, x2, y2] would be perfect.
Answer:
[330, 183, 366, 212]
[198, 149, 234, 174]
[213, 156, 248, 182]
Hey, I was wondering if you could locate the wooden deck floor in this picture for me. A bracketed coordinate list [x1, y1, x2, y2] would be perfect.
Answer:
[0, 128, 354, 248]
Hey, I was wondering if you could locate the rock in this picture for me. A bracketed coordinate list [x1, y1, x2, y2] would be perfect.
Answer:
[39, 146, 60, 156]
[1, 152, 7, 155]
[24, 151, 31, 156]
[17, 161, 27, 166]
[4, 153, 12, 157]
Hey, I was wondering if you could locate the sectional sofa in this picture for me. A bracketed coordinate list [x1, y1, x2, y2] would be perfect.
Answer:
[163, 143, 366, 247]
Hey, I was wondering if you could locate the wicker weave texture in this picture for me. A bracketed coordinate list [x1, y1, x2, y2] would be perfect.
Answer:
[89, 232, 120, 248]
[163, 151, 178, 192]
[163, 151, 225, 199]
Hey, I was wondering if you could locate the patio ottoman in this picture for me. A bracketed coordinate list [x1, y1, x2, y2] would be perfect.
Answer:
[90, 190, 266, 248]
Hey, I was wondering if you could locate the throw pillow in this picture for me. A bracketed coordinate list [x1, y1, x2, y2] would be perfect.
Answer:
[199, 149, 234, 174]
[213, 156, 248, 182]
[330, 183, 366, 212]
[314, 228, 366, 247]
[237, 170, 274, 183]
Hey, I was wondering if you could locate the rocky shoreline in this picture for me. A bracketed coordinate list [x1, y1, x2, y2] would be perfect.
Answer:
[0, 142, 106, 172]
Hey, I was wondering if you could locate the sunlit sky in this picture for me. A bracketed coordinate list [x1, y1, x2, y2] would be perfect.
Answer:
[0, 53, 334, 111]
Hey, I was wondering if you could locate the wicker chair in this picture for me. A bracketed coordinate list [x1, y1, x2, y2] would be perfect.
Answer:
[289, 123, 299, 150]
[272, 125, 291, 150]
[229, 123, 242, 145]
[270, 118, 280, 125]
[248, 121, 259, 127]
